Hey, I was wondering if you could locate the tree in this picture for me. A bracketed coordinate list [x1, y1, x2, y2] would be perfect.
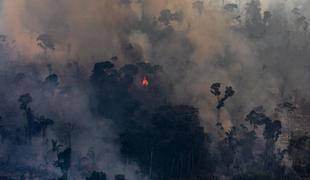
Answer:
[217, 127, 238, 175]
[0, 116, 10, 142]
[263, 11, 272, 25]
[43, 74, 59, 90]
[210, 83, 235, 110]
[18, 93, 32, 110]
[120, 105, 213, 179]
[158, 9, 184, 25]
[288, 136, 310, 178]
[54, 148, 71, 178]
[245, 107, 269, 128]
[18, 93, 54, 139]
[114, 174, 125, 180]
[192, 1, 204, 15]
[245, 107, 285, 177]
[224, 3, 238, 12]
[86, 171, 107, 180]
[245, 0, 265, 38]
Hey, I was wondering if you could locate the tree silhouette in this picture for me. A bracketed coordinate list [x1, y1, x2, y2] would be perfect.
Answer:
[86, 171, 107, 180]
[158, 9, 184, 25]
[192, 1, 204, 15]
[18, 93, 54, 139]
[54, 148, 71, 179]
[210, 83, 235, 109]
[18, 93, 32, 110]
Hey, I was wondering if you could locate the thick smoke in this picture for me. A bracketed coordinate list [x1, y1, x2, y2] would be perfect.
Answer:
[0, 60, 144, 179]
[0, 0, 308, 143]
[1, 0, 310, 179]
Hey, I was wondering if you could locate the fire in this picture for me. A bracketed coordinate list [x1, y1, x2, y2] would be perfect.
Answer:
[142, 76, 149, 87]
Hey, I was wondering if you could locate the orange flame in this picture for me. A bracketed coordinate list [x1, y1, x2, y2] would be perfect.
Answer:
[142, 76, 149, 87]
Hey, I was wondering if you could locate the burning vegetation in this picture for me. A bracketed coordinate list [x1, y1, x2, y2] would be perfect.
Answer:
[142, 77, 149, 88]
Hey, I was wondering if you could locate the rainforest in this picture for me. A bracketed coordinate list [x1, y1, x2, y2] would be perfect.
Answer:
[0, 0, 309, 179]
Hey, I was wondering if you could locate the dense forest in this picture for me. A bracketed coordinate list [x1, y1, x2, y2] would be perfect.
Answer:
[0, 0, 310, 179]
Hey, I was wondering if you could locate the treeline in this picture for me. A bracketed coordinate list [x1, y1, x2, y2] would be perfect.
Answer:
[89, 60, 310, 179]
[0, 60, 309, 179]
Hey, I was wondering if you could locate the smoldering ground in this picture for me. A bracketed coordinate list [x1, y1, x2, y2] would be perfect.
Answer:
[0, 0, 310, 179]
